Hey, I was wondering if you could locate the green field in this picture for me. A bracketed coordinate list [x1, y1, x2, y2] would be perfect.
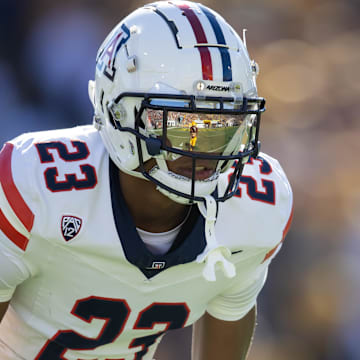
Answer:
[152, 126, 238, 153]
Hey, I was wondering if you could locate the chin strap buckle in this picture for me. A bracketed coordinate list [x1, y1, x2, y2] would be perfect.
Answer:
[197, 195, 236, 282]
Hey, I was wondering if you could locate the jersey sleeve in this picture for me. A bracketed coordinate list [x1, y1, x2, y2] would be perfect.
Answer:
[208, 154, 294, 321]
[206, 254, 270, 321]
[0, 244, 31, 302]
[206, 241, 288, 321]
[0, 142, 35, 302]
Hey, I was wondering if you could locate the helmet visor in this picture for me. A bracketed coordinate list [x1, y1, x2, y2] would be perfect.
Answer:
[145, 109, 249, 160]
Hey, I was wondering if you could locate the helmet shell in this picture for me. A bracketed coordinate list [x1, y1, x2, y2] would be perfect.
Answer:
[89, 1, 260, 202]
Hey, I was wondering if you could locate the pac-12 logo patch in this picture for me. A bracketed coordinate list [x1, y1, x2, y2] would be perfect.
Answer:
[61, 215, 82, 242]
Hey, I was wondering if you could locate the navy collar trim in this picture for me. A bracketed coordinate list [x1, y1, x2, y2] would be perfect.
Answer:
[109, 159, 206, 279]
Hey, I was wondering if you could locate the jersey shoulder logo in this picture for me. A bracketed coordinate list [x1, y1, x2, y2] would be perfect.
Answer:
[61, 215, 82, 242]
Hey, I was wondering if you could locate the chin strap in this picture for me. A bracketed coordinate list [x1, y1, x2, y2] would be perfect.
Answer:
[196, 195, 236, 282]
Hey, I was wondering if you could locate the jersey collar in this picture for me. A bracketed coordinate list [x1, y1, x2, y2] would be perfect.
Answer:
[109, 159, 206, 279]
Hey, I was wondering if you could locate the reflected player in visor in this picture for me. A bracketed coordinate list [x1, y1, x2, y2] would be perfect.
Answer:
[189, 120, 198, 151]
[0, 1, 293, 360]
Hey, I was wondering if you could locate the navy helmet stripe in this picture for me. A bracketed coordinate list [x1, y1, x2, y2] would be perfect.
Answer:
[199, 5, 232, 81]
[218, 47, 232, 81]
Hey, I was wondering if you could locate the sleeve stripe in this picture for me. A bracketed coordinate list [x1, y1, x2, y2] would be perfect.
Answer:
[0, 183, 30, 237]
[262, 244, 280, 263]
[262, 205, 294, 263]
[0, 209, 29, 251]
[282, 204, 294, 240]
[0, 143, 34, 232]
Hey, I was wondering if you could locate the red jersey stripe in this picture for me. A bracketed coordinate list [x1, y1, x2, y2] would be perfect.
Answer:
[0, 209, 29, 251]
[0, 143, 34, 232]
[177, 4, 213, 80]
[262, 205, 294, 263]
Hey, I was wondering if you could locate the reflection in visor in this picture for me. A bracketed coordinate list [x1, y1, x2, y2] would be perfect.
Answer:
[145, 109, 247, 160]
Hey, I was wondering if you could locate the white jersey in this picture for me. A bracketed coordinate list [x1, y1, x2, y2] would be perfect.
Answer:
[0, 126, 293, 360]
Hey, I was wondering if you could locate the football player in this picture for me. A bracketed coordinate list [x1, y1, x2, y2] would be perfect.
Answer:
[189, 121, 198, 151]
[0, 1, 293, 359]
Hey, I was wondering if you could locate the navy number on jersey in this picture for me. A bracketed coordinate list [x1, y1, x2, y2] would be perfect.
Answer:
[35, 297, 130, 359]
[36, 141, 97, 192]
[230, 156, 276, 205]
[130, 303, 190, 359]
[35, 297, 189, 359]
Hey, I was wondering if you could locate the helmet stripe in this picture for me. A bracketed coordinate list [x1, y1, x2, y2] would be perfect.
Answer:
[199, 5, 232, 81]
[176, 4, 213, 80]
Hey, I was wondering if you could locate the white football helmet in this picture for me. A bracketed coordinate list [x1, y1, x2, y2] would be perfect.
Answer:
[89, 0, 265, 205]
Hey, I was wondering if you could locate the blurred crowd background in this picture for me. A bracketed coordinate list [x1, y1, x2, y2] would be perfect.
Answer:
[1, 0, 359, 359]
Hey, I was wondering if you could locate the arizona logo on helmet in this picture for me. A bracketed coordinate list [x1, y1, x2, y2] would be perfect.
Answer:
[96, 23, 131, 81]
[61, 215, 82, 241]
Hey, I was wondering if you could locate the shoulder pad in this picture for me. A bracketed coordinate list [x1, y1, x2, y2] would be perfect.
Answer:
[0, 126, 102, 251]
[216, 153, 293, 250]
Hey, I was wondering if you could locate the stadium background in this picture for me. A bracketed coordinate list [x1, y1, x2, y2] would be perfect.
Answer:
[1, 0, 359, 359]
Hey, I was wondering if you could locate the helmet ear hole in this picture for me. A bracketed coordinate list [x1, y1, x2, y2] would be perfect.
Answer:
[100, 90, 105, 113]
[108, 108, 117, 129]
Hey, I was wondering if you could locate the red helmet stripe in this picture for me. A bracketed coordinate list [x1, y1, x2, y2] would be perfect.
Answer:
[177, 4, 213, 80]
[0, 143, 34, 232]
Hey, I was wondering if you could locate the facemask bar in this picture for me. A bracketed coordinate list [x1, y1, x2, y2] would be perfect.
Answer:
[108, 92, 265, 203]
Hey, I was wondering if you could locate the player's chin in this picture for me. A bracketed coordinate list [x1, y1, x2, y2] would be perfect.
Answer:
[168, 162, 218, 181]
[195, 168, 217, 180]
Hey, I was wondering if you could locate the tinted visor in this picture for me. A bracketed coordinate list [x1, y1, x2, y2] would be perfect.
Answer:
[145, 109, 247, 159]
